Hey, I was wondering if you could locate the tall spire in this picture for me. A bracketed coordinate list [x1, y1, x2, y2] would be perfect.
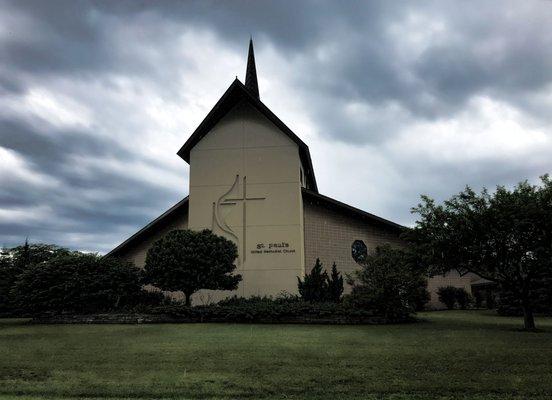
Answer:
[245, 38, 259, 99]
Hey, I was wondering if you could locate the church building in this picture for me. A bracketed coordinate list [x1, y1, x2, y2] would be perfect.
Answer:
[108, 41, 476, 308]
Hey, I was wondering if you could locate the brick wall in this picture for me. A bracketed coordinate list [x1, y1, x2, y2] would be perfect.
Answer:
[426, 270, 481, 309]
[302, 197, 482, 308]
[302, 198, 404, 283]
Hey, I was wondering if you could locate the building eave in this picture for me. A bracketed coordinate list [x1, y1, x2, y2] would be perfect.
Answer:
[302, 188, 405, 232]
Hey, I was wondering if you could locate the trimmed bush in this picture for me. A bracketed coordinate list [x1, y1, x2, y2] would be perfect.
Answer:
[455, 288, 472, 310]
[437, 286, 457, 310]
[144, 229, 240, 306]
[141, 295, 410, 324]
[437, 286, 473, 310]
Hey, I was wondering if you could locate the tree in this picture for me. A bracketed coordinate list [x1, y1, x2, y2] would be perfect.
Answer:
[12, 253, 143, 313]
[327, 262, 344, 302]
[143, 229, 240, 306]
[297, 258, 329, 302]
[411, 175, 552, 330]
[0, 241, 72, 314]
[0, 256, 19, 314]
[11, 241, 71, 269]
[346, 245, 428, 319]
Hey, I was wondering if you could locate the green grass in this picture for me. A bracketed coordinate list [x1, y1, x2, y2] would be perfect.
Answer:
[0, 311, 551, 400]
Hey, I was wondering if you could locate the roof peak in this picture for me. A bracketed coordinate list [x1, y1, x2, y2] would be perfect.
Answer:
[245, 38, 259, 99]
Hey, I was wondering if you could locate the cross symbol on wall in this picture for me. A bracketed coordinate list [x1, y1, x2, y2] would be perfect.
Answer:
[218, 175, 266, 263]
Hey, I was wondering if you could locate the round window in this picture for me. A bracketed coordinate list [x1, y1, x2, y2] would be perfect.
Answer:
[351, 240, 367, 264]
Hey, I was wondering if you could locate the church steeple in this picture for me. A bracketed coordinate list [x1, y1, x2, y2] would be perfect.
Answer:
[245, 38, 259, 99]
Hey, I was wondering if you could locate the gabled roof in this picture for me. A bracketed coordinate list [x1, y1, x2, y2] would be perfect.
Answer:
[302, 188, 405, 232]
[177, 79, 319, 192]
[106, 197, 189, 258]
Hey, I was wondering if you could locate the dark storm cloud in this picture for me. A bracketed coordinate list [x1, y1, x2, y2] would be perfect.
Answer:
[5, 1, 551, 126]
[0, 118, 182, 252]
[0, 0, 551, 251]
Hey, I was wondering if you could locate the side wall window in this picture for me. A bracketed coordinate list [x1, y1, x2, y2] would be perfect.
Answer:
[351, 240, 367, 264]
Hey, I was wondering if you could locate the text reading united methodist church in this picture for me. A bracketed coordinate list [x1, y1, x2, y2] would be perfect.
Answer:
[108, 41, 456, 305]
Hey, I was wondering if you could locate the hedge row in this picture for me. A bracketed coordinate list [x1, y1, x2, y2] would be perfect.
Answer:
[33, 296, 414, 324]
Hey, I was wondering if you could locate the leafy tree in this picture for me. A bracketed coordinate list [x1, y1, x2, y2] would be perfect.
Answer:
[327, 262, 344, 302]
[0, 241, 72, 314]
[411, 175, 552, 330]
[144, 229, 240, 306]
[497, 273, 552, 316]
[297, 258, 329, 302]
[11, 241, 71, 269]
[12, 253, 143, 313]
[0, 256, 19, 314]
[346, 245, 428, 319]
[437, 286, 458, 310]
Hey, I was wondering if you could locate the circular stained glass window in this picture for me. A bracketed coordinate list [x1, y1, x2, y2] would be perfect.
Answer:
[351, 240, 367, 264]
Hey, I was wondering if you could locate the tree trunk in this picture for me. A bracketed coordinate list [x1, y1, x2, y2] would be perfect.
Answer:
[522, 302, 536, 331]
[185, 292, 191, 307]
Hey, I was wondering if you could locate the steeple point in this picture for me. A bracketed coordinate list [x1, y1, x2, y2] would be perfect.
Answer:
[245, 38, 259, 99]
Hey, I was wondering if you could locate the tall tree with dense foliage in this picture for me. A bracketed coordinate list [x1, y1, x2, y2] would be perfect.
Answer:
[144, 229, 240, 306]
[411, 175, 552, 330]
[346, 245, 428, 319]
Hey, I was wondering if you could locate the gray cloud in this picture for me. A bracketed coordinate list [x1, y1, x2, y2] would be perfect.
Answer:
[0, 0, 551, 252]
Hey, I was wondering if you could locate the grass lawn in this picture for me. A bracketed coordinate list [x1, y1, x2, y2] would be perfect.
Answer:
[0, 311, 551, 400]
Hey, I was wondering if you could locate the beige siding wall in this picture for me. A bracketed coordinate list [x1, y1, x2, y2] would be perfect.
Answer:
[303, 199, 403, 286]
[189, 100, 305, 299]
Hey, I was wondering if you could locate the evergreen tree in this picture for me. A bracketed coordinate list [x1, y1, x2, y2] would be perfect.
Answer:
[297, 258, 329, 302]
[327, 262, 344, 302]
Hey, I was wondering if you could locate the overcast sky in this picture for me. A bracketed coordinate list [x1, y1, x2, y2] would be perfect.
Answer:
[1, 0, 551, 253]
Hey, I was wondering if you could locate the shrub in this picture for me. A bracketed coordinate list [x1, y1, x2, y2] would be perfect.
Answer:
[346, 245, 428, 319]
[143, 295, 409, 324]
[0, 242, 74, 315]
[455, 287, 472, 310]
[0, 256, 19, 315]
[297, 259, 344, 303]
[437, 286, 458, 310]
[12, 253, 145, 314]
[327, 262, 344, 302]
[413, 285, 431, 312]
[298, 258, 329, 302]
[144, 229, 240, 306]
